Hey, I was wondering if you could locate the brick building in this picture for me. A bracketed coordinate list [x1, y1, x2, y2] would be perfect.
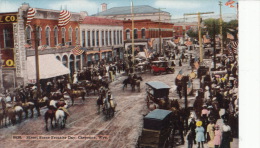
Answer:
[123, 19, 174, 53]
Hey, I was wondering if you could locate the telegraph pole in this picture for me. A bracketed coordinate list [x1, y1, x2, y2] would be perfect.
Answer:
[219, 1, 224, 54]
[34, 25, 41, 96]
[158, 8, 166, 55]
[131, 1, 135, 73]
[184, 12, 214, 62]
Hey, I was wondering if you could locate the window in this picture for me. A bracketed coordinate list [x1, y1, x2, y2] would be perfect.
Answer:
[96, 30, 99, 46]
[87, 31, 90, 47]
[141, 29, 146, 39]
[82, 30, 85, 47]
[54, 27, 58, 45]
[113, 30, 116, 45]
[69, 27, 72, 45]
[3, 28, 13, 48]
[126, 30, 130, 40]
[75, 28, 79, 44]
[105, 31, 108, 45]
[117, 30, 119, 45]
[61, 28, 66, 46]
[36, 27, 41, 46]
[26, 26, 31, 44]
[134, 29, 138, 39]
[101, 31, 104, 46]
[120, 30, 122, 44]
[45, 27, 50, 46]
[109, 31, 112, 45]
[92, 30, 95, 46]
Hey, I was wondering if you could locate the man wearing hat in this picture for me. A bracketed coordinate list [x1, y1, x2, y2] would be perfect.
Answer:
[32, 86, 41, 117]
[57, 98, 70, 117]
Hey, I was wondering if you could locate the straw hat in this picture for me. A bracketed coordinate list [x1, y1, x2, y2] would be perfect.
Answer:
[196, 121, 203, 127]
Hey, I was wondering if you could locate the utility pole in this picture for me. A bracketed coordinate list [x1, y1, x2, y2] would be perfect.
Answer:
[219, 1, 224, 54]
[213, 22, 216, 70]
[131, 1, 135, 73]
[158, 8, 166, 55]
[184, 12, 214, 63]
[34, 25, 41, 97]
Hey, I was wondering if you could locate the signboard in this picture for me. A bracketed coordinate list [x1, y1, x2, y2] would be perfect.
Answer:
[1, 49, 15, 68]
[0, 15, 17, 23]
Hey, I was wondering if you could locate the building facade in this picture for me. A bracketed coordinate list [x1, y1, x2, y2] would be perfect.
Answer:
[79, 16, 124, 65]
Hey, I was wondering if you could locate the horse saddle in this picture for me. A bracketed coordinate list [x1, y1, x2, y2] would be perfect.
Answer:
[22, 103, 29, 107]
[38, 99, 45, 103]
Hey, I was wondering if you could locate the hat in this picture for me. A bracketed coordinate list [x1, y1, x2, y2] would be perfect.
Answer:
[203, 104, 207, 107]
[196, 121, 202, 127]
[60, 98, 65, 101]
[32, 86, 37, 90]
[207, 105, 213, 109]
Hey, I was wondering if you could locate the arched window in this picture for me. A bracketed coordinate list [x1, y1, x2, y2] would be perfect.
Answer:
[120, 30, 122, 44]
[54, 27, 58, 45]
[92, 30, 95, 46]
[117, 30, 119, 45]
[62, 55, 68, 67]
[134, 29, 138, 39]
[126, 29, 130, 40]
[69, 27, 72, 45]
[141, 28, 146, 39]
[113, 30, 116, 45]
[26, 26, 31, 44]
[109, 31, 112, 45]
[96, 30, 99, 46]
[105, 31, 108, 45]
[75, 28, 79, 44]
[101, 30, 104, 46]
[45, 27, 50, 46]
[61, 28, 66, 46]
[82, 30, 85, 47]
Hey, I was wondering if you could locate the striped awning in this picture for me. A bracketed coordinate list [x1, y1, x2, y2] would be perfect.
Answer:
[27, 8, 37, 24]
[58, 10, 72, 27]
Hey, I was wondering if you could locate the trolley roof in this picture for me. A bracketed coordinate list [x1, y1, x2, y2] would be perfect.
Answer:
[146, 81, 171, 90]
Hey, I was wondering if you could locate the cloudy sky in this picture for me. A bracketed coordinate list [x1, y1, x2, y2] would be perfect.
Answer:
[0, 0, 238, 19]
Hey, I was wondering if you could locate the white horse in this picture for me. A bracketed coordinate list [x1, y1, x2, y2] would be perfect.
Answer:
[55, 109, 66, 129]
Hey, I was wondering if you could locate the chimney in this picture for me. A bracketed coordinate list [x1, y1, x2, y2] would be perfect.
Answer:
[101, 3, 107, 12]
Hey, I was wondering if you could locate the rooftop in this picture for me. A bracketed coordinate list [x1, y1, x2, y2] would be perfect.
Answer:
[93, 5, 169, 16]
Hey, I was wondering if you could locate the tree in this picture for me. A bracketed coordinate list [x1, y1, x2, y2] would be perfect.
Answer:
[186, 29, 199, 39]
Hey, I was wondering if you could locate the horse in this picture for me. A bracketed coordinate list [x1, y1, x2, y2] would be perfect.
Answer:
[65, 87, 86, 106]
[131, 76, 143, 92]
[122, 78, 131, 91]
[103, 98, 117, 119]
[55, 109, 67, 129]
[45, 106, 56, 131]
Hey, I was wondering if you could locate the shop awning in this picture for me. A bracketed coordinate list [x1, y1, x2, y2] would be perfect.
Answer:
[27, 54, 70, 80]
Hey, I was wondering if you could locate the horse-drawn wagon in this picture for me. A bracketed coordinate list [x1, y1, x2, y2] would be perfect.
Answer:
[146, 81, 171, 109]
[137, 109, 174, 148]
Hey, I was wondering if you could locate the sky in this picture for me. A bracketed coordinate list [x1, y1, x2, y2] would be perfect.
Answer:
[0, 0, 238, 19]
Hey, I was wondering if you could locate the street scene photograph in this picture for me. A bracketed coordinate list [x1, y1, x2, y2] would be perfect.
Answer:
[0, 0, 253, 147]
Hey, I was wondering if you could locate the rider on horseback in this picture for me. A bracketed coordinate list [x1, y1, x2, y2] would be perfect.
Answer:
[57, 98, 70, 117]
[103, 91, 113, 110]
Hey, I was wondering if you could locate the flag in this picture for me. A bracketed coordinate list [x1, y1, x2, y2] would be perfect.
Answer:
[71, 45, 84, 55]
[225, 0, 235, 6]
[229, 5, 235, 8]
[26, 8, 37, 24]
[56, 43, 62, 49]
[58, 10, 72, 27]
[176, 70, 183, 80]
[39, 45, 47, 50]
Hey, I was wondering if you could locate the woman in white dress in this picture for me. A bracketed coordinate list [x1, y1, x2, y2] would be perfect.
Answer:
[73, 72, 78, 84]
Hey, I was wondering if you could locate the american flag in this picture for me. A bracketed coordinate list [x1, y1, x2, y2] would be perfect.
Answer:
[176, 70, 183, 80]
[24, 43, 32, 48]
[39, 45, 47, 50]
[58, 10, 72, 27]
[56, 43, 62, 49]
[225, 0, 235, 6]
[26, 8, 37, 25]
[71, 45, 84, 55]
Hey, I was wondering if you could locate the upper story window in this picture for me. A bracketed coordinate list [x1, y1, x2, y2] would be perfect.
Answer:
[141, 29, 146, 39]
[82, 30, 85, 47]
[109, 31, 112, 45]
[25, 26, 31, 44]
[126, 29, 130, 40]
[120, 30, 122, 44]
[45, 27, 50, 46]
[54, 27, 58, 46]
[101, 31, 104, 46]
[92, 30, 95, 46]
[69, 27, 72, 45]
[87, 31, 90, 47]
[134, 29, 138, 39]
[96, 30, 99, 46]
[75, 28, 79, 44]
[61, 28, 66, 46]
[113, 30, 116, 45]
[3, 28, 13, 48]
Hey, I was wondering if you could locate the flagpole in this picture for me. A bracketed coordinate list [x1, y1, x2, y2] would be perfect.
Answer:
[34, 25, 41, 96]
[219, 1, 224, 54]
[131, 1, 135, 73]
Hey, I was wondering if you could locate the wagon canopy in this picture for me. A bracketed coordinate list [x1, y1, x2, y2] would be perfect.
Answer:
[146, 81, 170, 90]
[144, 109, 172, 130]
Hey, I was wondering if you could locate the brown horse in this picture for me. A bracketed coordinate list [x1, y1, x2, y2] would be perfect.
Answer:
[65, 88, 86, 106]
[131, 76, 143, 92]
[45, 107, 56, 131]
